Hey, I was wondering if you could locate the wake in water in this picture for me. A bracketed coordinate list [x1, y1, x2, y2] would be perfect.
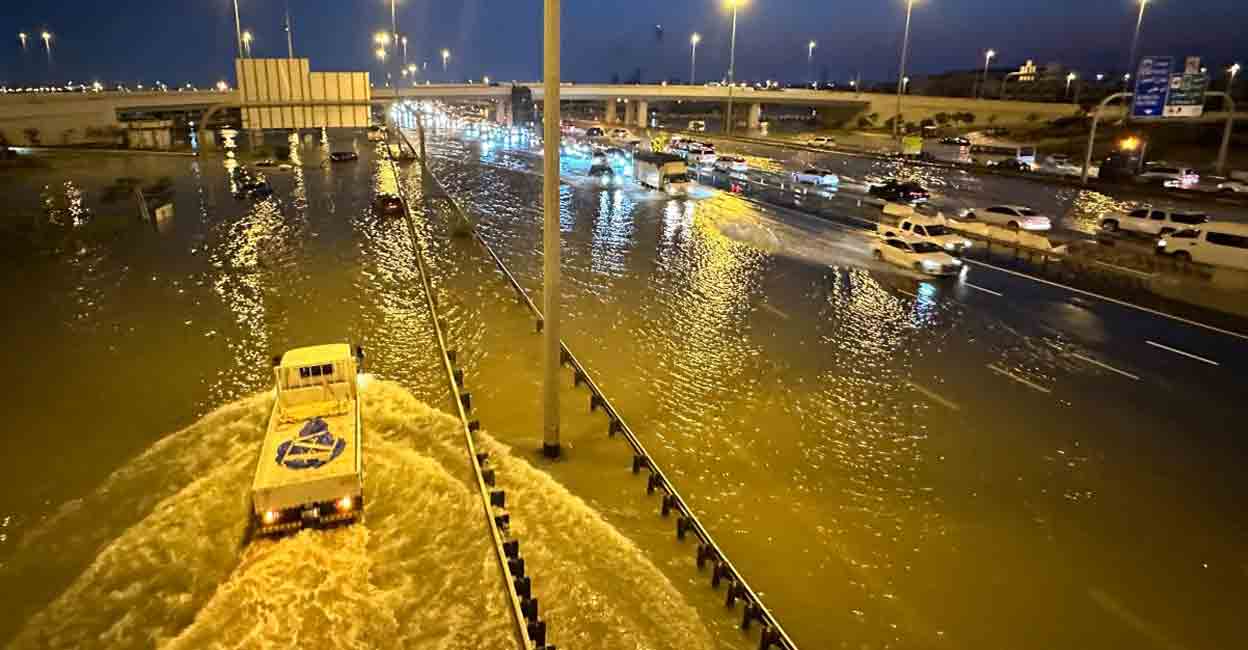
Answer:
[5, 381, 715, 649]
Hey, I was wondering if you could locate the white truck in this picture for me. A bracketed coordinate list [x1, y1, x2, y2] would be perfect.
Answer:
[635, 152, 692, 196]
[251, 343, 366, 538]
[878, 203, 973, 254]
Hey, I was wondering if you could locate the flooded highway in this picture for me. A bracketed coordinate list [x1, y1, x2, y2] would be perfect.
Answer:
[0, 122, 1245, 650]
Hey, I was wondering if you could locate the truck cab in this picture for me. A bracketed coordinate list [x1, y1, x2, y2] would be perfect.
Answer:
[251, 344, 365, 538]
[878, 203, 972, 254]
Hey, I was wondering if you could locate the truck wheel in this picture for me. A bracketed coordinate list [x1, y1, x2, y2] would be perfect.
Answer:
[1101, 220, 1118, 232]
[872, 249, 884, 261]
[1007, 221, 1020, 230]
[1160, 227, 1175, 236]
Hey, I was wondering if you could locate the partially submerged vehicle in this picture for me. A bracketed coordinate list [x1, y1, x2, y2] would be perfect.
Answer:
[251, 344, 366, 538]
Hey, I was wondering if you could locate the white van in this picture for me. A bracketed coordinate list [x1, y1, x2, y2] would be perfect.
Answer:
[1156, 222, 1248, 270]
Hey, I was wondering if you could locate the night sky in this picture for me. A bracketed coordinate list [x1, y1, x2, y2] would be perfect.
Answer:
[4, 1, 1246, 87]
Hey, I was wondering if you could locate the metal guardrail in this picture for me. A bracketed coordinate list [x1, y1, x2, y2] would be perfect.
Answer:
[382, 129, 551, 650]
[395, 120, 799, 650]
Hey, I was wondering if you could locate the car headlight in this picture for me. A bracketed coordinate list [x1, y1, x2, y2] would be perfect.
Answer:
[921, 260, 941, 271]
[1157, 239, 1168, 248]
[951, 258, 963, 266]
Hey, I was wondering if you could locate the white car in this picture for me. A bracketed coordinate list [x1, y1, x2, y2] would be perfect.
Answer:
[1137, 165, 1199, 188]
[687, 142, 717, 166]
[791, 167, 839, 186]
[805, 136, 836, 149]
[609, 128, 636, 141]
[1156, 222, 1248, 269]
[964, 205, 1052, 231]
[1099, 207, 1208, 235]
[713, 156, 749, 173]
[871, 236, 964, 276]
[1217, 179, 1247, 194]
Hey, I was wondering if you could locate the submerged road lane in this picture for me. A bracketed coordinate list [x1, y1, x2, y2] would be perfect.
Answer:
[409, 123, 1247, 650]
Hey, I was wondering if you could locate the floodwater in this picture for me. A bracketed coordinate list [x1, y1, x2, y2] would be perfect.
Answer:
[0, 124, 1245, 650]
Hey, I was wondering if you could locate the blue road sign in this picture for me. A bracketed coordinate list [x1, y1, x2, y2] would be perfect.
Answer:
[1132, 56, 1174, 119]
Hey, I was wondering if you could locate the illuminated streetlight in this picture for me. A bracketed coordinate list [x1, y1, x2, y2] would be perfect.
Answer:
[1230, 63, 1241, 95]
[17, 32, 28, 50]
[690, 33, 701, 85]
[977, 49, 996, 99]
[895, 0, 918, 140]
[400, 36, 408, 64]
[242, 30, 253, 58]
[1125, 0, 1149, 91]
[40, 30, 52, 65]
[441, 48, 450, 73]
[217, 80, 229, 92]
[407, 63, 417, 75]
[374, 32, 390, 46]
[376, 47, 387, 62]
[483, 75, 490, 85]
[807, 40, 817, 85]
[1097, 73, 1105, 82]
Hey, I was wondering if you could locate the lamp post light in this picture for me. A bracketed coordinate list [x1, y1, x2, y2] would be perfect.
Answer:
[903, 76, 910, 93]
[401, 36, 408, 65]
[1125, 0, 1149, 92]
[18, 32, 28, 51]
[441, 48, 450, 74]
[242, 30, 253, 58]
[690, 33, 701, 85]
[1229, 63, 1241, 96]
[1097, 73, 1105, 82]
[895, 0, 917, 141]
[41, 30, 52, 64]
[1067, 72, 1082, 104]
[979, 49, 995, 99]
[724, 0, 746, 135]
[808, 40, 817, 86]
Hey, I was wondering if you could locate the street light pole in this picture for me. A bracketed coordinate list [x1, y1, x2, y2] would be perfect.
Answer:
[284, 0, 294, 58]
[232, 0, 244, 59]
[441, 49, 450, 78]
[41, 31, 52, 65]
[541, 0, 562, 459]
[725, 0, 742, 135]
[808, 40, 816, 86]
[979, 49, 995, 99]
[690, 33, 700, 85]
[242, 31, 253, 58]
[1229, 63, 1241, 97]
[401, 36, 408, 66]
[895, 0, 916, 141]
[1125, 0, 1149, 92]
[18, 32, 28, 51]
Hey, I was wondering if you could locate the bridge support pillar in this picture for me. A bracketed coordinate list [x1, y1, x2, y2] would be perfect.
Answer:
[623, 100, 636, 126]
[605, 99, 618, 124]
[635, 100, 649, 128]
[746, 103, 762, 131]
[494, 98, 511, 126]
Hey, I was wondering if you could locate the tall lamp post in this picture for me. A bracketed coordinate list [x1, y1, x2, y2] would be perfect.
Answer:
[18, 32, 28, 51]
[376, 47, 387, 86]
[894, 0, 917, 141]
[1066, 72, 1079, 102]
[41, 30, 52, 65]
[441, 49, 450, 74]
[541, 0, 562, 458]
[690, 33, 701, 85]
[232, 0, 243, 59]
[1125, 0, 1149, 92]
[401, 36, 408, 65]
[979, 49, 995, 99]
[284, 0, 294, 58]
[725, 0, 745, 135]
[808, 40, 817, 86]
[1229, 63, 1241, 96]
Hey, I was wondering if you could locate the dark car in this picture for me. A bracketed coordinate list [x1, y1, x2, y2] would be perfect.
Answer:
[374, 193, 403, 215]
[329, 151, 359, 162]
[994, 158, 1033, 173]
[868, 180, 930, 204]
[585, 126, 605, 138]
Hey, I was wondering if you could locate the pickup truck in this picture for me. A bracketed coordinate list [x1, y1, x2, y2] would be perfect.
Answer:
[878, 204, 972, 254]
[251, 344, 366, 538]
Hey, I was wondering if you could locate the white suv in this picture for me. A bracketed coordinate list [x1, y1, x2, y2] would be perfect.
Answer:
[1156, 222, 1248, 270]
[1100, 207, 1208, 236]
[805, 136, 836, 149]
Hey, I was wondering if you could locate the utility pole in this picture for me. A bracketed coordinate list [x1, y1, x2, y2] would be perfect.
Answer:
[725, 0, 740, 135]
[542, 0, 562, 458]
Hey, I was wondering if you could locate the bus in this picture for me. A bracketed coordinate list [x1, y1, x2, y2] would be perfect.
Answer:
[969, 143, 1037, 169]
